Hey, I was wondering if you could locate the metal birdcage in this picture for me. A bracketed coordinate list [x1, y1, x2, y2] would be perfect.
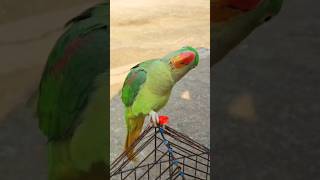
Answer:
[110, 124, 211, 179]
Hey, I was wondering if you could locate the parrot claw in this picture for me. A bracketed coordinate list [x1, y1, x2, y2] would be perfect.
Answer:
[145, 110, 159, 127]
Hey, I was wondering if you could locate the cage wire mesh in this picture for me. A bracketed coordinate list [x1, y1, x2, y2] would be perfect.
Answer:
[110, 125, 211, 179]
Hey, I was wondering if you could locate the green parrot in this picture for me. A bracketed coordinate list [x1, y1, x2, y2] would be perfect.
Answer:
[212, 0, 283, 66]
[37, 2, 109, 180]
[121, 46, 199, 160]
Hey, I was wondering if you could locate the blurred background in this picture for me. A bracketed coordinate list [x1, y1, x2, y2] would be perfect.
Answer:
[213, 0, 320, 179]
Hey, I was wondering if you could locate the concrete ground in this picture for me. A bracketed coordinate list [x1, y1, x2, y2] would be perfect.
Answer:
[213, 0, 320, 179]
[110, 0, 210, 97]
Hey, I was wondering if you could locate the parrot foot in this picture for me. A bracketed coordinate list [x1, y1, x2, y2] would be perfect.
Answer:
[145, 110, 159, 127]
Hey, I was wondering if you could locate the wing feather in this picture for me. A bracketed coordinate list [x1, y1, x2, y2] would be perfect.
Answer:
[121, 65, 147, 107]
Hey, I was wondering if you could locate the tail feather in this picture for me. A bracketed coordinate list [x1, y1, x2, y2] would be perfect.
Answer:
[124, 116, 145, 161]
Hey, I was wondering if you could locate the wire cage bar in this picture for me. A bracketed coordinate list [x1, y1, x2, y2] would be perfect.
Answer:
[110, 125, 211, 179]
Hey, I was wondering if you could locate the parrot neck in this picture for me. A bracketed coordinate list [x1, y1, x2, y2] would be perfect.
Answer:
[170, 67, 193, 83]
[147, 62, 175, 95]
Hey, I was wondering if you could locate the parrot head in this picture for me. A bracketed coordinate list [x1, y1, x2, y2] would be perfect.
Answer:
[212, 0, 283, 65]
[161, 46, 199, 82]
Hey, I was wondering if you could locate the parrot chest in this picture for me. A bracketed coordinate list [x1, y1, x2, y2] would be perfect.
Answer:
[131, 63, 174, 115]
[146, 62, 174, 95]
[131, 89, 171, 116]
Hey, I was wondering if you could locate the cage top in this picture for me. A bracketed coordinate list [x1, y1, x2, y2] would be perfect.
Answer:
[110, 125, 211, 179]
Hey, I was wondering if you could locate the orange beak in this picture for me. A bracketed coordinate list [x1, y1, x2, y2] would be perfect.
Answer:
[171, 51, 196, 69]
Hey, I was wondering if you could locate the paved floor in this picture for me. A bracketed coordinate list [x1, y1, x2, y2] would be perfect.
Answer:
[110, 0, 210, 97]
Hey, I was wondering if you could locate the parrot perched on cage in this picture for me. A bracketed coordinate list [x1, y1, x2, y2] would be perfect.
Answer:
[121, 46, 199, 160]
[212, 0, 283, 65]
[37, 2, 108, 180]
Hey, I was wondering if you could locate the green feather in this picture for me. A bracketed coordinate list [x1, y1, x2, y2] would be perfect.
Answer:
[121, 66, 147, 107]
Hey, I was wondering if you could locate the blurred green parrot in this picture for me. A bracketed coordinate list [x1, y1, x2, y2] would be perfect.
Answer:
[212, 0, 283, 65]
[37, 2, 108, 180]
[121, 47, 199, 160]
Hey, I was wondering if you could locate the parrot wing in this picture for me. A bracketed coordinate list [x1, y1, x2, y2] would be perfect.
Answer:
[37, 3, 108, 140]
[121, 65, 147, 107]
